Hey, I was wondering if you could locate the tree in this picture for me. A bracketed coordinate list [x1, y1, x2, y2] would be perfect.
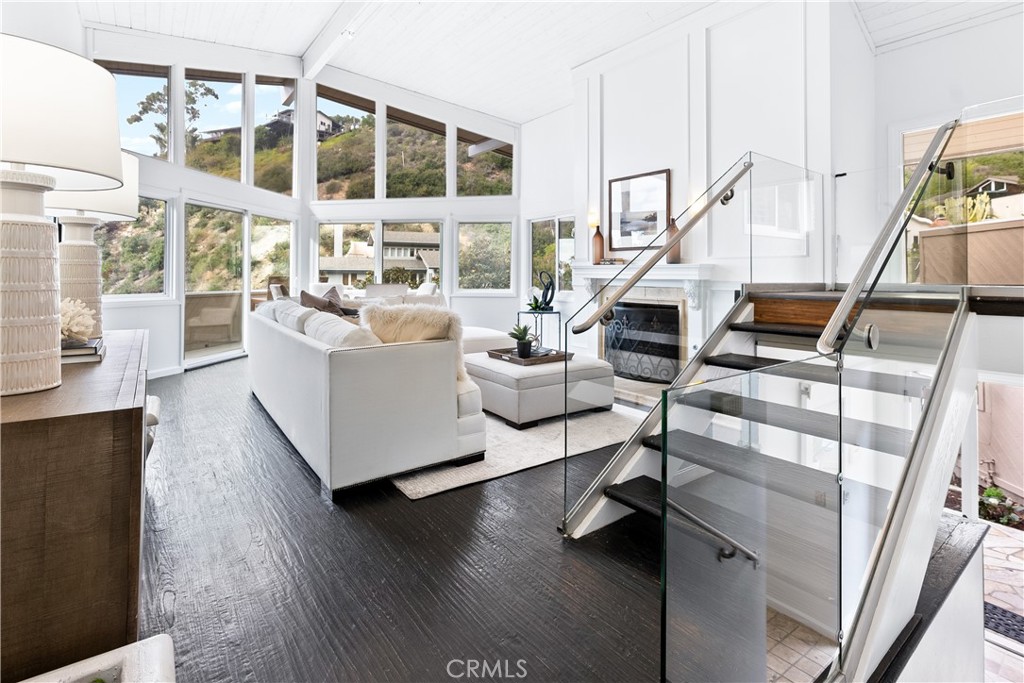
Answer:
[127, 80, 219, 156]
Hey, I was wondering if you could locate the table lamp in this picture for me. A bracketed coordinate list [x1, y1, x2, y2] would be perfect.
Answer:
[46, 152, 140, 339]
[0, 34, 122, 395]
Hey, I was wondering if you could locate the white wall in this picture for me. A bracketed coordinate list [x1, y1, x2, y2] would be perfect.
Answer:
[553, 1, 836, 356]
[831, 0, 880, 283]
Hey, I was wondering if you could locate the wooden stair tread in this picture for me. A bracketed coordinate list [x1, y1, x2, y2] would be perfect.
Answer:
[674, 388, 913, 456]
[704, 353, 931, 397]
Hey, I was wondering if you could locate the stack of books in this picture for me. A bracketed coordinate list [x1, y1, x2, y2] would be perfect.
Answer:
[599, 258, 626, 265]
[61, 338, 106, 364]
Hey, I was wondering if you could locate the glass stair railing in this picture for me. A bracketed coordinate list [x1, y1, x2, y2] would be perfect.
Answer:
[561, 111, 985, 681]
[560, 152, 825, 537]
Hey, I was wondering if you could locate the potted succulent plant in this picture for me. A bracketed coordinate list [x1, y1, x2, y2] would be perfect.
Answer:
[508, 323, 535, 359]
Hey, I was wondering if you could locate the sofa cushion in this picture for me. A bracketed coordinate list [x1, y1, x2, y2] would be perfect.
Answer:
[462, 326, 512, 354]
[275, 300, 317, 333]
[402, 294, 446, 307]
[414, 281, 438, 296]
[300, 288, 346, 316]
[305, 311, 382, 348]
[361, 303, 467, 380]
[456, 378, 483, 416]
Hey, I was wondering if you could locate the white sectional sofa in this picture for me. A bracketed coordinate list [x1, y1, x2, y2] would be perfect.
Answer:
[248, 300, 486, 499]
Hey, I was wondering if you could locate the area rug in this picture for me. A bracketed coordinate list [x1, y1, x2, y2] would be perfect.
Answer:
[391, 404, 647, 500]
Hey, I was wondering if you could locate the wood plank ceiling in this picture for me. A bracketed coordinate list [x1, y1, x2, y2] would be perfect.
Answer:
[75, 1, 710, 123]
[76, 1, 1021, 122]
[853, 1, 1022, 53]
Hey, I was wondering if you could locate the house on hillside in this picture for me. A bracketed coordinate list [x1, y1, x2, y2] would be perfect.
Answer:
[318, 230, 441, 286]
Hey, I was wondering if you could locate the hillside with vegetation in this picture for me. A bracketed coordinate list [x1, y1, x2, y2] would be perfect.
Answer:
[96, 198, 166, 295]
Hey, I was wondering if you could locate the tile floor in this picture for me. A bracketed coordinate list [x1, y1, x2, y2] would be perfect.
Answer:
[985, 521, 1024, 615]
[766, 609, 835, 683]
[983, 519, 1024, 682]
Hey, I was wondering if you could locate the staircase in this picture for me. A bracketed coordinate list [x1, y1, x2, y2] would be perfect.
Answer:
[567, 287, 975, 681]
[559, 117, 992, 681]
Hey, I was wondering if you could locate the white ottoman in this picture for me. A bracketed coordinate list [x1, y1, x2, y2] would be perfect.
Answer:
[464, 352, 615, 429]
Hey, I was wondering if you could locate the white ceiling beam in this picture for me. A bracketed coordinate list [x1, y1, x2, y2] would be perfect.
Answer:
[301, 2, 370, 80]
[468, 139, 508, 157]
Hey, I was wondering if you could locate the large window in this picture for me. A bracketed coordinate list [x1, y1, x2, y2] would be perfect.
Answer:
[250, 215, 291, 299]
[317, 86, 375, 200]
[254, 76, 295, 195]
[457, 128, 513, 196]
[387, 107, 445, 198]
[98, 61, 170, 160]
[457, 222, 512, 290]
[530, 219, 555, 289]
[530, 216, 575, 295]
[184, 69, 242, 181]
[557, 217, 576, 292]
[95, 197, 166, 295]
[318, 223, 374, 287]
[184, 204, 243, 358]
[383, 222, 441, 287]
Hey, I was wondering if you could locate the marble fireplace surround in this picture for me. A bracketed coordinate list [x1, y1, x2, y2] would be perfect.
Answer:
[572, 263, 717, 360]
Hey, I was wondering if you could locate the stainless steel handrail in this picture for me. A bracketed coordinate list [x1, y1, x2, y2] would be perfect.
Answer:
[815, 119, 959, 354]
[666, 498, 760, 568]
[571, 161, 754, 335]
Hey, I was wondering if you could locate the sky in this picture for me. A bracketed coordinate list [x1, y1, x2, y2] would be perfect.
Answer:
[115, 74, 290, 157]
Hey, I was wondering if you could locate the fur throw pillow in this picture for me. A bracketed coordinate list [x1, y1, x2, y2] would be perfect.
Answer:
[360, 304, 467, 380]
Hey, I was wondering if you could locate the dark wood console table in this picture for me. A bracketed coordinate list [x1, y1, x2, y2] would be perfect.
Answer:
[1, 330, 148, 682]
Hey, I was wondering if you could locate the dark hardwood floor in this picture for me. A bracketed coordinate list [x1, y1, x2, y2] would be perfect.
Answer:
[141, 359, 660, 682]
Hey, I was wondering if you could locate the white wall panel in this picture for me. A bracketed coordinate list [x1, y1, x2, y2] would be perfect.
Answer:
[103, 299, 182, 377]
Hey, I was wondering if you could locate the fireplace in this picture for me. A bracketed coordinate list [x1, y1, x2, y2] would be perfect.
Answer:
[604, 301, 684, 384]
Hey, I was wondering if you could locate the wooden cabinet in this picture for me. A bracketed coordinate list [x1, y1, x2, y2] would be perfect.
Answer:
[1, 330, 148, 682]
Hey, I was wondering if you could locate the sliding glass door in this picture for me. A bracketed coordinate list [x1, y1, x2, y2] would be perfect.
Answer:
[184, 204, 245, 362]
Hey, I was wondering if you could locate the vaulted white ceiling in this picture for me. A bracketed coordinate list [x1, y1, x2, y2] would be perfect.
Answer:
[852, 1, 1022, 53]
[74, 1, 1021, 123]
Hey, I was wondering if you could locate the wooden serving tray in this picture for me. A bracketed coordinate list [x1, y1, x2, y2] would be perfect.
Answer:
[486, 348, 574, 366]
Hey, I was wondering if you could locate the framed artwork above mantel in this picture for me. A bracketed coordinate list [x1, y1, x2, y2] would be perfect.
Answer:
[608, 168, 671, 251]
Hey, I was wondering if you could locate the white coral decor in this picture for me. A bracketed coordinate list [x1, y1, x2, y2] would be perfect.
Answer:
[60, 298, 97, 342]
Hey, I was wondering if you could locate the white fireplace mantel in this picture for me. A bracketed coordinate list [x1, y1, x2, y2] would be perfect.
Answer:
[572, 262, 715, 289]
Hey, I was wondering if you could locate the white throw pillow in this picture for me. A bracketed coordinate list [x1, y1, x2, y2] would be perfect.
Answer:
[275, 300, 316, 333]
[304, 311, 382, 348]
[415, 281, 438, 296]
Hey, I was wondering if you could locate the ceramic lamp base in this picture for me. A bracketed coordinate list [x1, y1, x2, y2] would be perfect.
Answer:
[0, 169, 61, 396]
[59, 215, 104, 338]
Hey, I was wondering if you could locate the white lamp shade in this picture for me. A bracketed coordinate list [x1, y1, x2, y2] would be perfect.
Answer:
[0, 34, 123, 191]
[46, 152, 140, 221]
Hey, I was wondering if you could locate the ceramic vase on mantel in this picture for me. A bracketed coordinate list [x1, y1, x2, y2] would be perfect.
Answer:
[666, 219, 681, 264]
[592, 225, 605, 265]
[0, 169, 62, 395]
